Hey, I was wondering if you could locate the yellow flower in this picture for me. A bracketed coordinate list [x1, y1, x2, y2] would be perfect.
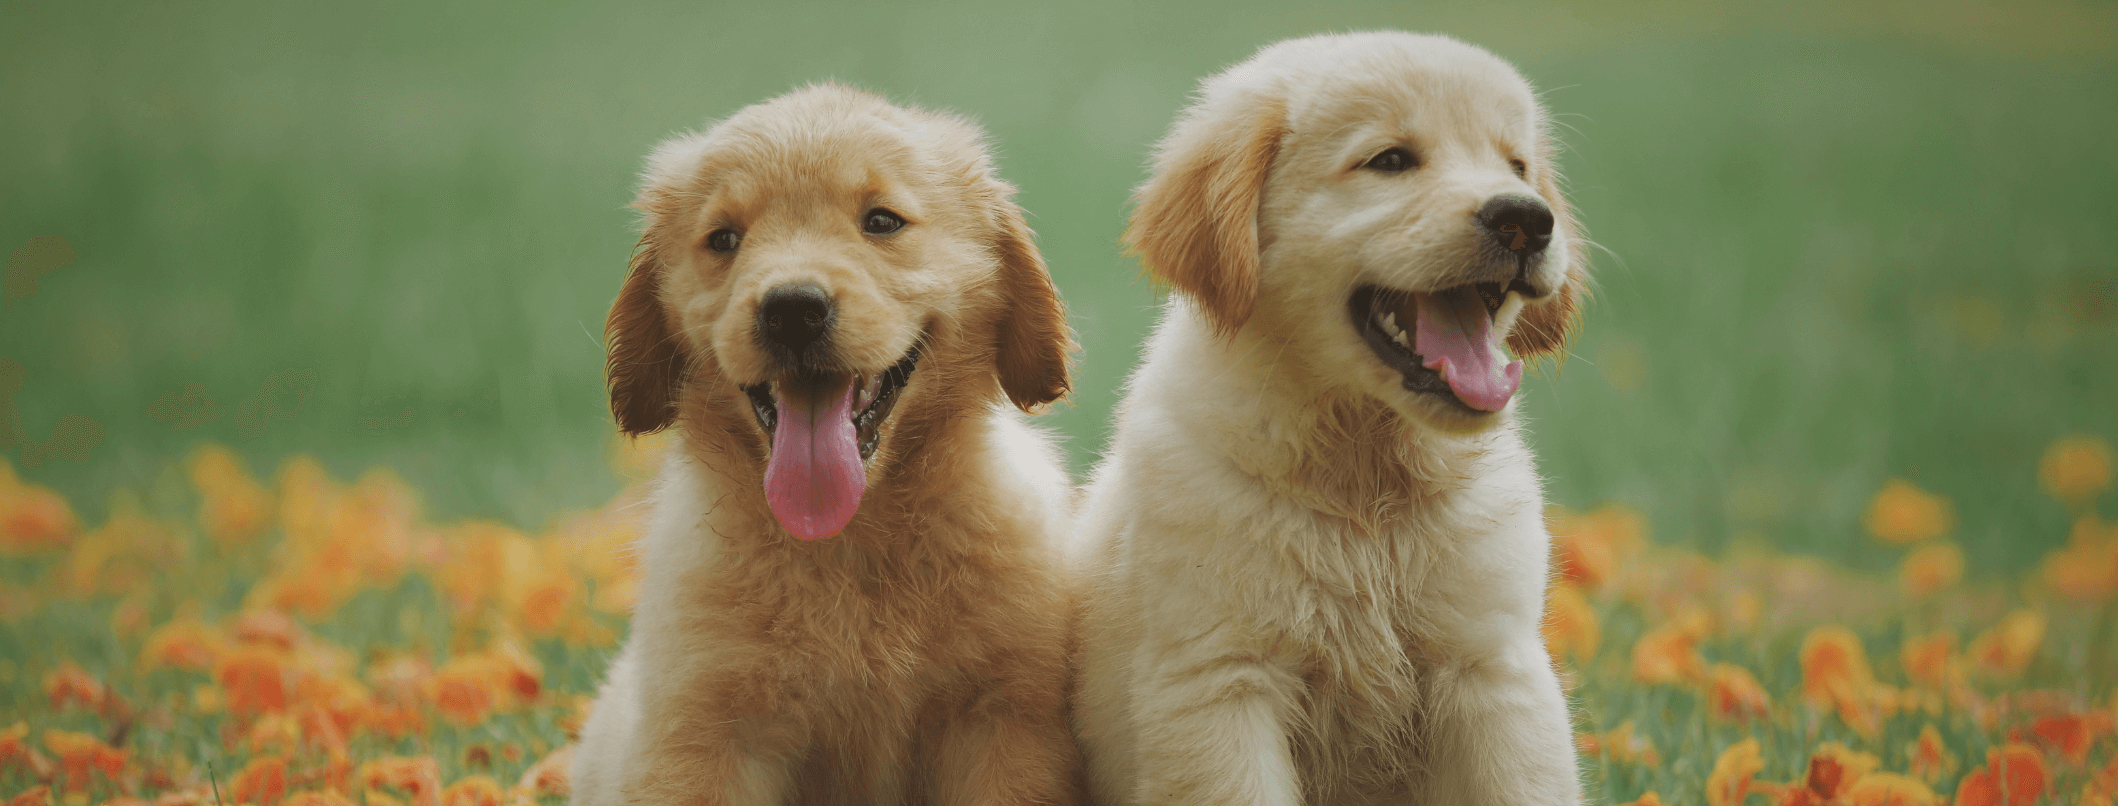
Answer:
[1845, 772, 1939, 806]
[1549, 504, 1647, 588]
[1966, 609, 2044, 679]
[439, 775, 503, 806]
[0, 460, 79, 554]
[1630, 624, 1705, 686]
[1905, 724, 1954, 782]
[1542, 582, 1598, 663]
[2039, 434, 2113, 506]
[1801, 625, 1880, 737]
[1704, 737, 1764, 806]
[187, 443, 274, 548]
[1707, 663, 1771, 722]
[2042, 515, 2118, 603]
[1898, 541, 1964, 599]
[1900, 630, 1956, 690]
[1864, 479, 1954, 544]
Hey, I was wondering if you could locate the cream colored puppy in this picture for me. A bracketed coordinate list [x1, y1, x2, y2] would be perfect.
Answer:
[1073, 32, 1588, 805]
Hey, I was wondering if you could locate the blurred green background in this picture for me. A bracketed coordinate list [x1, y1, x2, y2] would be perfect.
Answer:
[2, 0, 2113, 577]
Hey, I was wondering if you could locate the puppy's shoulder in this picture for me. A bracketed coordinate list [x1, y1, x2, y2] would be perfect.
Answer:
[632, 448, 731, 583]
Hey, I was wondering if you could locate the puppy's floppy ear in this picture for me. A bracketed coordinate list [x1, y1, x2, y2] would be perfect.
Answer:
[989, 191, 1075, 413]
[606, 218, 687, 435]
[1125, 93, 1286, 338]
[1506, 139, 1587, 359]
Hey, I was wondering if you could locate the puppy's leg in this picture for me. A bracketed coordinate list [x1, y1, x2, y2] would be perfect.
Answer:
[930, 695, 1082, 806]
[1416, 639, 1581, 805]
[1129, 652, 1302, 806]
[624, 655, 801, 806]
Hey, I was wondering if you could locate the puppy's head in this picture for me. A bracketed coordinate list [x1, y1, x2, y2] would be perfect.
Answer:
[1128, 32, 1584, 433]
[607, 84, 1072, 539]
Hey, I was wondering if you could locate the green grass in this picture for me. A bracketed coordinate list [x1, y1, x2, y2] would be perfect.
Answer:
[3, 0, 2114, 574]
[2, 3, 2116, 801]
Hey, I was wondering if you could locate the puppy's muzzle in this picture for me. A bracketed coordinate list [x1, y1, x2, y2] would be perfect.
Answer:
[1477, 194, 1554, 256]
[758, 283, 835, 368]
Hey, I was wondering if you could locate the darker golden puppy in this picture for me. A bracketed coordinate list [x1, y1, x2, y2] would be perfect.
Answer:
[570, 84, 1081, 805]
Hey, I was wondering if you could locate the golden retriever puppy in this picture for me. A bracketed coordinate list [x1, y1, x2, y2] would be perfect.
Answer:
[1072, 32, 1587, 805]
[569, 84, 1082, 806]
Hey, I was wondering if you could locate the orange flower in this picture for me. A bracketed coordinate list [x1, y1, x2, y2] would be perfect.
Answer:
[1618, 793, 1666, 806]
[229, 755, 288, 806]
[1966, 609, 2044, 679]
[358, 756, 443, 806]
[1576, 722, 1660, 768]
[0, 464, 79, 553]
[1631, 624, 1706, 686]
[1865, 479, 1954, 544]
[231, 610, 302, 650]
[2029, 711, 2113, 764]
[1898, 541, 1963, 599]
[5, 785, 51, 806]
[1706, 737, 1765, 806]
[1543, 582, 1599, 663]
[216, 644, 293, 718]
[42, 663, 105, 712]
[440, 776, 503, 806]
[293, 675, 368, 745]
[1801, 625, 1880, 736]
[365, 701, 427, 740]
[430, 664, 495, 728]
[42, 729, 123, 793]
[142, 617, 224, 671]
[2043, 515, 2118, 603]
[1808, 743, 1881, 797]
[1550, 504, 1647, 588]
[426, 643, 542, 727]
[189, 443, 274, 548]
[2040, 434, 2114, 506]
[1708, 663, 1771, 722]
[1845, 773, 1939, 806]
[1952, 743, 2046, 806]
[1900, 631, 1956, 690]
[1907, 724, 1955, 783]
[554, 499, 645, 616]
[283, 792, 357, 806]
[0, 723, 54, 780]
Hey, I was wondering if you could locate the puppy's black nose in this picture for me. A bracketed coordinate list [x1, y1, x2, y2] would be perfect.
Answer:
[1477, 194, 1554, 254]
[758, 283, 833, 354]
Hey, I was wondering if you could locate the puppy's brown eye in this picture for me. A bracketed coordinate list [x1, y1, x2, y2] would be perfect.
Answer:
[706, 229, 742, 253]
[863, 209, 905, 235]
[1363, 148, 1416, 173]
[1509, 158, 1529, 179]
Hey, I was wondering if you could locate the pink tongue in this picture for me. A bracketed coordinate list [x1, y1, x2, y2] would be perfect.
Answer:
[763, 380, 865, 540]
[1414, 290, 1523, 412]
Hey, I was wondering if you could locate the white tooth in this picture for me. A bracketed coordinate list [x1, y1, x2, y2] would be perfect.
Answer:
[1382, 312, 1398, 333]
[1493, 290, 1527, 337]
[1395, 328, 1411, 348]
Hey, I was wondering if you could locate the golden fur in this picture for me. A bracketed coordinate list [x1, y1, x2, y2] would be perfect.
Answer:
[1073, 32, 1588, 804]
[572, 84, 1082, 805]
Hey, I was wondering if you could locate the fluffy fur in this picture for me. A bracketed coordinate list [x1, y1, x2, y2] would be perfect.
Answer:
[570, 84, 1082, 805]
[1072, 32, 1588, 805]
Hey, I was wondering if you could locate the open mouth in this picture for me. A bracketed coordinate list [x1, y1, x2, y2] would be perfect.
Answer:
[737, 342, 920, 540]
[741, 343, 920, 462]
[1349, 278, 1536, 413]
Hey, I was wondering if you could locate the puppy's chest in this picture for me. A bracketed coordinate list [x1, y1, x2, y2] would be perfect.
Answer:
[1271, 528, 1496, 793]
[736, 551, 1006, 683]
[1269, 517, 1521, 710]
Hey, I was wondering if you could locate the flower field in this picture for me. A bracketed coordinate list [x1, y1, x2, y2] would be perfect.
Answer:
[1, 432, 2114, 806]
